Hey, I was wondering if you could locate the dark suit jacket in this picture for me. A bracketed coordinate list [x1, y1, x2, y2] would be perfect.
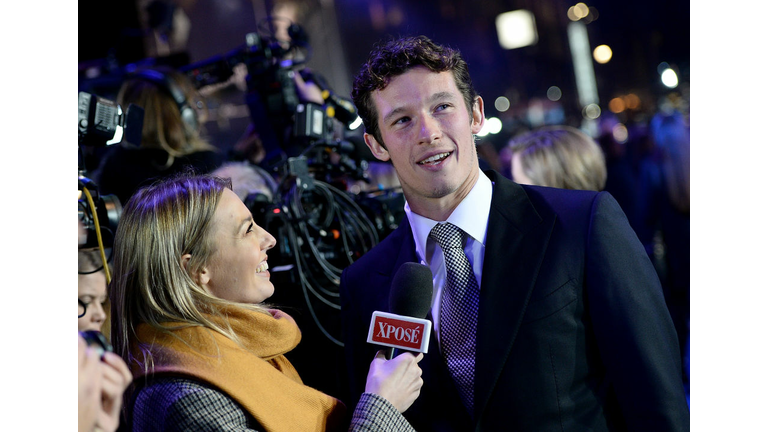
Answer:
[340, 171, 689, 431]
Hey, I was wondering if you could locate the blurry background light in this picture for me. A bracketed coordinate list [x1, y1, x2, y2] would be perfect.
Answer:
[661, 68, 679, 88]
[624, 93, 640, 110]
[583, 103, 601, 119]
[546, 86, 562, 101]
[567, 6, 579, 21]
[574, 3, 589, 19]
[608, 97, 626, 113]
[494, 96, 511, 112]
[478, 117, 503, 136]
[496, 10, 538, 49]
[486, 117, 503, 134]
[593, 44, 612, 64]
[612, 123, 629, 143]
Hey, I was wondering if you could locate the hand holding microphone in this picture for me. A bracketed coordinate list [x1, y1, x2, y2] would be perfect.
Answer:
[362, 262, 434, 412]
[365, 350, 424, 413]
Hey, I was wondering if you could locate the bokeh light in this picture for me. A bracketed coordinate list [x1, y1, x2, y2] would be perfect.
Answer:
[568, 3, 598, 22]
[593, 44, 612, 64]
[478, 117, 503, 136]
[567, 6, 579, 21]
[494, 96, 511, 112]
[661, 68, 679, 88]
[546, 86, 562, 101]
[574, 3, 589, 19]
[583, 103, 601, 119]
[608, 97, 625, 113]
[486, 117, 503, 134]
[612, 123, 629, 143]
[624, 93, 640, 110]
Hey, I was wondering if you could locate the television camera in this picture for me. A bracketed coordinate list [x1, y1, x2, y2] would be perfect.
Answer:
[179, 19, 365, 180]
[77, 92, 143, 281]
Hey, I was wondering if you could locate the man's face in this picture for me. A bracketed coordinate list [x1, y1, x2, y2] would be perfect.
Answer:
[364, 66, 484, 217]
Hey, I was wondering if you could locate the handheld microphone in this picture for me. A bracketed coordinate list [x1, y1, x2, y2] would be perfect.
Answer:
[367, 262, 434, 359]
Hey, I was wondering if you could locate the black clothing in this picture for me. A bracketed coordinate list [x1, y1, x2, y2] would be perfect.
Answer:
[95, 145, 225, 206]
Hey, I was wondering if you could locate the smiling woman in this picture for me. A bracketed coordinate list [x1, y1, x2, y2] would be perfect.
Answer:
[108, 172, 425, 431]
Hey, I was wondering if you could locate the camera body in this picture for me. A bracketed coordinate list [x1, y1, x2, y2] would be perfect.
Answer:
[78, 91, 144, 148]
[78, 93, 142, 249]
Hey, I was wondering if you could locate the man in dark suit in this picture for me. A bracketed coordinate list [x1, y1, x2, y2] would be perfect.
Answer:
[339, 35, 690, 431]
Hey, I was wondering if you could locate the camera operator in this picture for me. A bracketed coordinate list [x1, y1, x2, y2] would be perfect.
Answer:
[93, 65, 225, 206]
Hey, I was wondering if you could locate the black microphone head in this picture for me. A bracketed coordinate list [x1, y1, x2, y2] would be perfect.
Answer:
[389, 262, 434, 318]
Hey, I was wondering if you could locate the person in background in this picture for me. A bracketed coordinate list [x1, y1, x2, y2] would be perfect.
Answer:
[79, 221, 132, 432]
[95, 65, 225, 206]
[79, 334, 133, 432]
[78, 248, 109, 333]
[339, 35, 689, 431]
[639, 110, 691, 399]
[110, 173, 423, 431]
[507, 125, 607, 191]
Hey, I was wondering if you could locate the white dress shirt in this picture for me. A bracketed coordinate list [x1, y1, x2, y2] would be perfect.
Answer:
[404, 171, 493, 342]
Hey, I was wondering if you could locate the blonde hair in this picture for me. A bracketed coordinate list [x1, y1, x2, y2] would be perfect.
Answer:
[117, 66, 215, 167]
[508, 125, 607, 191]
[109, 173, 269, 374]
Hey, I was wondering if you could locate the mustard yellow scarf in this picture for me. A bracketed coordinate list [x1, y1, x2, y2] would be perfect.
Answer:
[132, 305, 346, 431]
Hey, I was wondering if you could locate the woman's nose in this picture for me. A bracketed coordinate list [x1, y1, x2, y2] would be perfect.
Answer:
[260, 226, 277, 251]
[92, 302, 106, 323]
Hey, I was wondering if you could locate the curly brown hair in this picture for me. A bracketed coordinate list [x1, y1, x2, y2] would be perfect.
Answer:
[351, 35, 478, 146]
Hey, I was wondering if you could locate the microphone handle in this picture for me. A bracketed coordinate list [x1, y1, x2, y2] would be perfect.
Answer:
[385, 347, 405, 360]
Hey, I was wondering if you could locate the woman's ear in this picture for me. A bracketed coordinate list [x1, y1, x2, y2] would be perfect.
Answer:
[181, 254, 210, 286]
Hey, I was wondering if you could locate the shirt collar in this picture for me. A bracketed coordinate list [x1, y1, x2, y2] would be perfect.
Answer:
[405, 171, 493, 262]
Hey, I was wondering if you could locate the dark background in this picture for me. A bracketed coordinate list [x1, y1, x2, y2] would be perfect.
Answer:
[78, 0, 690, 154]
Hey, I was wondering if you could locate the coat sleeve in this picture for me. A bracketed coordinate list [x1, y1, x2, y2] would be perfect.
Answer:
[349, 393, 416, 432]
[132, 378, 265, 431]
[586, 192, 690, 431]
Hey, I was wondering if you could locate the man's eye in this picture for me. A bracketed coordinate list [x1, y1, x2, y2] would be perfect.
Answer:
[394, 116, 410, 125]
[246, 222, 254, 234]
[435, 103, 450, 112]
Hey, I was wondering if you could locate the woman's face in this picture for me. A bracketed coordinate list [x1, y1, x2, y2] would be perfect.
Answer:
[200, 188, 277, 304]
[78, 271, 107, 332]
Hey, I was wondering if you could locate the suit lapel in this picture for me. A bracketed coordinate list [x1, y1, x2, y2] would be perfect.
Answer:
[474, 172, 556, 420]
